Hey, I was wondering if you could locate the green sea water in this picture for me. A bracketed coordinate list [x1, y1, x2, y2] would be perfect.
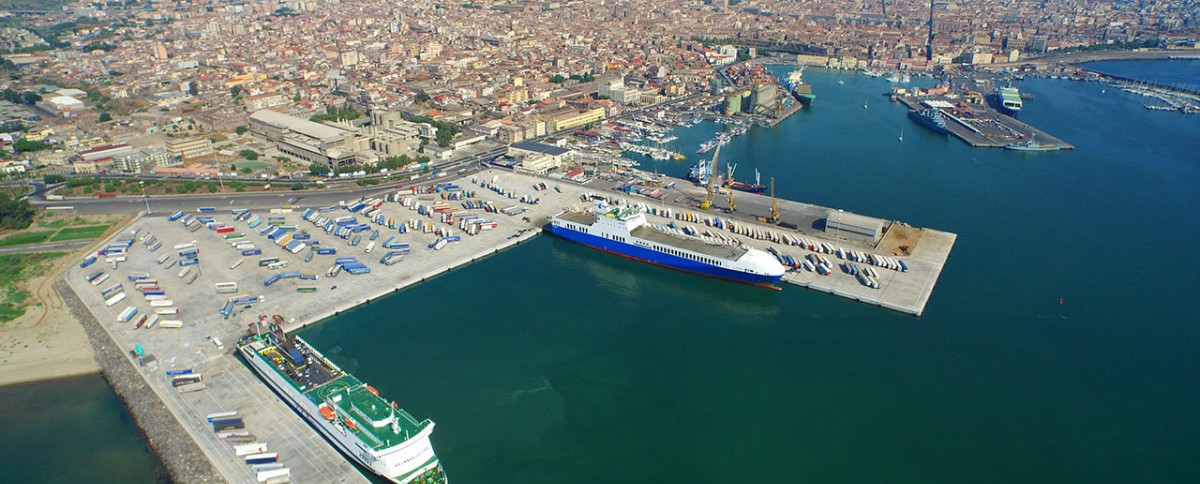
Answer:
[0, 374, 164, 483]
[5, 61, 1198, 483]
[298, 66, 1200, 482]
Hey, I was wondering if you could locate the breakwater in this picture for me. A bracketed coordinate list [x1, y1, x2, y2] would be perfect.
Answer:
[56, 279, 223, 483]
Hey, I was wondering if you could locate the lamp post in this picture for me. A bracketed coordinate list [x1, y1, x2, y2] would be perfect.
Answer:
[139, 181, 151, 215]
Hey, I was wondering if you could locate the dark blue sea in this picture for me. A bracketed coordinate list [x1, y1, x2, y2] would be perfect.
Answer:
[9, 60, 1198, 483]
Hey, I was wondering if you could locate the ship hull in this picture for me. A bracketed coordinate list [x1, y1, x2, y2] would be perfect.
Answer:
[907, 110, 950, 135]
[239, 346, 441, 484]
[550, 225, 782, 286]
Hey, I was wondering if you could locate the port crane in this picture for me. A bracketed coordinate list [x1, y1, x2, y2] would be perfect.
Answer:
[726, 163, 737, 212]
[699, 144, 721, 210]
[769, 177, 779, 223]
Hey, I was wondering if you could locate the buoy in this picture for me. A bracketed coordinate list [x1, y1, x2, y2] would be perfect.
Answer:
[1059, 297, 1063, 305]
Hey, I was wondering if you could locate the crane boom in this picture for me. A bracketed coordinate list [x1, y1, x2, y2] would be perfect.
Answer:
[700, 145, 720, 210]
[770, 177, 779, 223]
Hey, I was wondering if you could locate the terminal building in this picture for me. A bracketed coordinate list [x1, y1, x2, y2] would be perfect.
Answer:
[824, 211, 885, 243]
[249, 110, 374, 169]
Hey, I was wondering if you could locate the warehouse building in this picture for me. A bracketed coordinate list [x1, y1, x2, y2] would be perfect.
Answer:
[824, 211, 885, 243]
[249, 110, 373, 169]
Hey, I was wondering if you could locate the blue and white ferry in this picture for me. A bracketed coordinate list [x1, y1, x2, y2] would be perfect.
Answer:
[550, 205, 785, 286]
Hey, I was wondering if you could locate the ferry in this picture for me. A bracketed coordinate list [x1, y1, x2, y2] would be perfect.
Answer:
[998, 87, 1023, 116]
[238, 316, 445, 484]
[550, 205, 784, 286]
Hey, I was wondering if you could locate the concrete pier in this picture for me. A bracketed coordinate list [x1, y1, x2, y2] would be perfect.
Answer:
[61, 167, 955, 481]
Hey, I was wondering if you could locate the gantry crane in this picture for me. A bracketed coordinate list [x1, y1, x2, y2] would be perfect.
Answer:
[770, 177, 779, 223]
[726, 163, 737, 212]
[699, 145, 721, 210]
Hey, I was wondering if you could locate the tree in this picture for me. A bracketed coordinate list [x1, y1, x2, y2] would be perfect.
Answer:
[230, 85, 242, 97]
[20, 91, 40, 104]
[549, 74, 566, 83]
[43, 174, 66, 184]
[414, 90, 431, 103]
[0, 192, 34, 230]
[241, 166, 251, 174]
[98, 112, 112, 122]
[308, 162, 330, 176]
[234, 125, 248, 135]
[239, 149, 259, 160]
[187, 81, 199, 96]
[13, 139, 50, 152]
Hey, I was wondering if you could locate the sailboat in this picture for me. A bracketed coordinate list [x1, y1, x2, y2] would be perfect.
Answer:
[863, 98, 869, 109]
[898, 126, 904, 142]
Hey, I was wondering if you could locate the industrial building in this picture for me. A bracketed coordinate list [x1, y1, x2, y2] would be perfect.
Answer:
[249, 110, 373, 169]
[166, 136, 214, 160]
[824, 211, 885, 243]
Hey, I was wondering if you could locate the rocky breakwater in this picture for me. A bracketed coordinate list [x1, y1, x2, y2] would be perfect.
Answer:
[56, 279, 224, 483]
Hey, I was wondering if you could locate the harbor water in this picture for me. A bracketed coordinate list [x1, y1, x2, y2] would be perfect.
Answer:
[6, 60, 1198, 482]
[0, 374, 164, 483]
[299, 64, 1200, 482]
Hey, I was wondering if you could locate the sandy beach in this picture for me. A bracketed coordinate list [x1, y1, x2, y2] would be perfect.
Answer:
[0, 215, 132, 387]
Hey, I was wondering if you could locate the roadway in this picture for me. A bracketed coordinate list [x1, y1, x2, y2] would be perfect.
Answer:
[0, 239, 92, 255]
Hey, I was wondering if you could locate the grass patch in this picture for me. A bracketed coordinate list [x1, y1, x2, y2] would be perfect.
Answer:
[36, 219, 70, 229]
[0, 230, 55, 247]
[0, 252, 66, 323]
[48, 225, 110, 242]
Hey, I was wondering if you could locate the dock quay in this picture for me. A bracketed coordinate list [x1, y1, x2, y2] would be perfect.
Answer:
[61, 167, 954, 481]
[897, 96, 1074, 150]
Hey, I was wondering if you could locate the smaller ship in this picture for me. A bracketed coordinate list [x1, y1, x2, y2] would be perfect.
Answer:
[1004, 136, 1060, 152]
[724, 168, 767, 194]
[785, 65, 816, 105]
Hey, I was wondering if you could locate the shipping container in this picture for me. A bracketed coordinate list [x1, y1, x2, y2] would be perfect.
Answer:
[155, 308, 179, 315]
[104, 292, 126, 306]
[215, 282, 238, 294]
[159, 320, 183, 328]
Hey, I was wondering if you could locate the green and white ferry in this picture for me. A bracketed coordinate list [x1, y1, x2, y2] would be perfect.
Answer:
[238, 316, 445, 484]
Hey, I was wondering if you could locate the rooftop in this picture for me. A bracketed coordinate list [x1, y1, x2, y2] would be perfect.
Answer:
[251, 109, 354, 142]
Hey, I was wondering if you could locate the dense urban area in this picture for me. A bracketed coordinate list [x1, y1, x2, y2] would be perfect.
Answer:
[0, 0, 1198, 178]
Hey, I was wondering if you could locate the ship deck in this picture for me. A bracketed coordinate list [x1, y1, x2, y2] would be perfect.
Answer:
[631, 225, 748, 260]
[252, 339, 431, 452]
[557, 211, 598, 225]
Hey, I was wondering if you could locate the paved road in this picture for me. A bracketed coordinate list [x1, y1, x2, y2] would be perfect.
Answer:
[0, 239, 92, 255]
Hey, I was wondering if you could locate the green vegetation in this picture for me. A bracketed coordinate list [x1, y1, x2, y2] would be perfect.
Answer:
[0, 230, 53, 247]
[239, 149, 259, 160]
[379, 155, 415, 171]
[48, 225, 109, 242]
[414, 90, 431, 103]
[230, 85, 242, 97]
[13, 139, 51, 152]
[569, 72, 595, 82]
[0, 252, 66, 323]
[235, 125, 248, 135]
[0, 192, 34, 230]
[309, 104, 361, 123]
[549, 74, 566, 83]
[401, 114, 461, 147]
[42, 174, 65, 184]
[309, 162, 330, 176]
[98, 112, 112, 122]
[1, 88, 40, 105]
